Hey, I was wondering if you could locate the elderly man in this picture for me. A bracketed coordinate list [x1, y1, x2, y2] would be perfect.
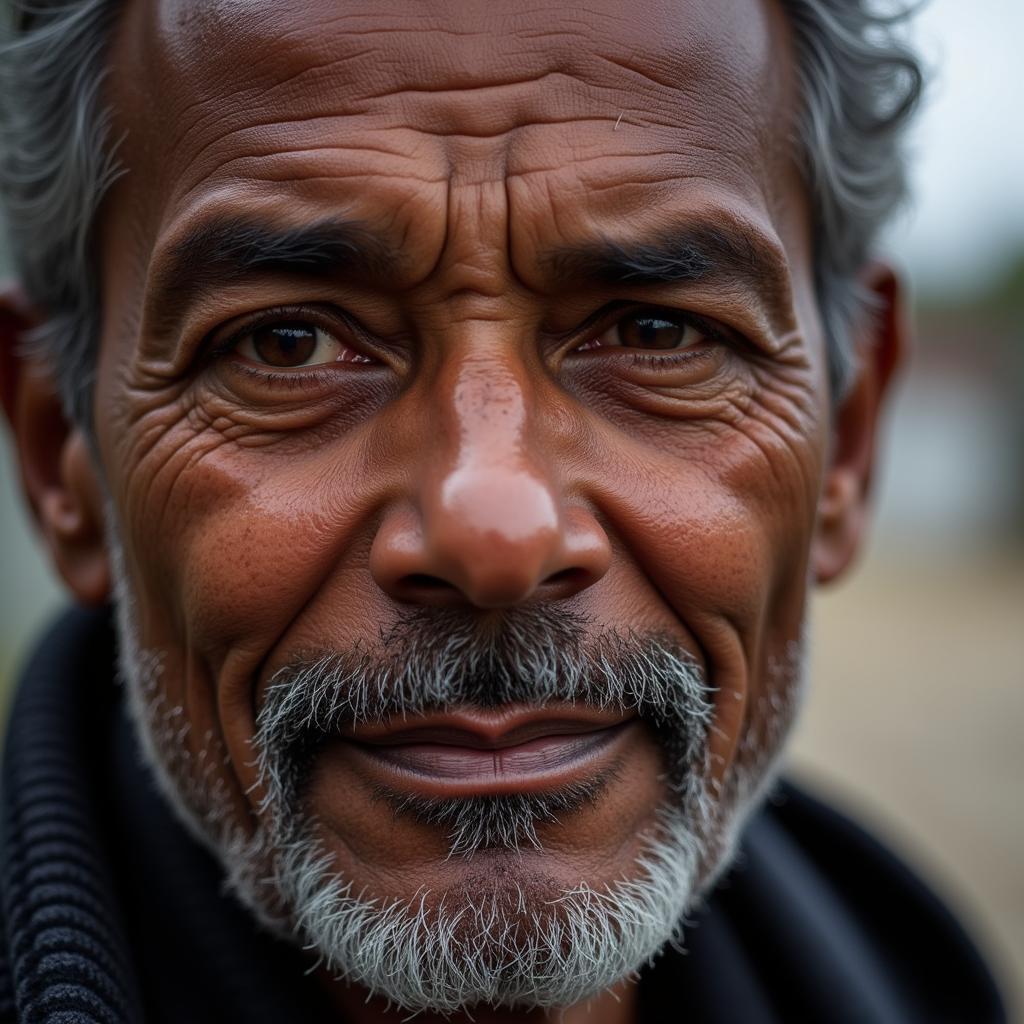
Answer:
[0, 0, 1007, 1021]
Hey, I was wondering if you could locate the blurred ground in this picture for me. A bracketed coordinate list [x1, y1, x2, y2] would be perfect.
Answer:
[789, 549, 1024, 1019]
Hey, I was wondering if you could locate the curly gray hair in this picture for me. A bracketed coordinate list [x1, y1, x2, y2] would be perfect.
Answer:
[0, 0, 923, 431]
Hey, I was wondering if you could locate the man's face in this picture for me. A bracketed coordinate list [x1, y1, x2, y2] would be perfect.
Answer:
[88, 0, 834, 1012]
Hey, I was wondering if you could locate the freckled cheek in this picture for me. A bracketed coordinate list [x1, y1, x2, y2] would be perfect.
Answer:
[123, 445, 358, 672]
[179, 510, 324, 663]
[625, 477, 773, 628]
[598, 442, 817, 778]
[120, 443, 381, 816]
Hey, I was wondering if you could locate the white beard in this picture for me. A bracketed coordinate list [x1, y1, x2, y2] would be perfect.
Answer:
[106, 514, 805, 1013]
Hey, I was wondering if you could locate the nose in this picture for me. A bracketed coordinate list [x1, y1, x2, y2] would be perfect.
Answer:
[369, 359, 610, 609]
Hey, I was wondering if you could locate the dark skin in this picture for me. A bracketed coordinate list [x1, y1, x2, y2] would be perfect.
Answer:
[0, 0, 905, 1020]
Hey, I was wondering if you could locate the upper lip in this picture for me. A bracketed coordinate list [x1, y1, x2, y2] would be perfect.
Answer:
[341, 705, 635, 750]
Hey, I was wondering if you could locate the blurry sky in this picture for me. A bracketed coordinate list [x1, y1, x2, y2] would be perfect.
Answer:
[884, 0, 1024, 297]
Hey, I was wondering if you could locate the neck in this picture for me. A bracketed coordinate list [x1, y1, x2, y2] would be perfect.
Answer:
[321, 974, 638, 1024]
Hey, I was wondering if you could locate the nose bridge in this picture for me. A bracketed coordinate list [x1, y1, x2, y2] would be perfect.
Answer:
[368, 323, 611, 609]
[441, 348, 542, 497]
[367, 165, 611, 608]
[422, 348, 564, 604]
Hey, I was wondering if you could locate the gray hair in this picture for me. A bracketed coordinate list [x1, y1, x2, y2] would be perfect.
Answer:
[0, 0, 923, 430]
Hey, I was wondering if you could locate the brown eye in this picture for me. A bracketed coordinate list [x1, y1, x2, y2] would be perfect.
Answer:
[578, 310, 707, 353]
[615, 312, 690, 349]
[252, 323, 318, 365]
[234, 320, 371, 367]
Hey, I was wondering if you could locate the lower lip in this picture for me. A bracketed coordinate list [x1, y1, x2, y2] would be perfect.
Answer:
[338, 722, 637, 798]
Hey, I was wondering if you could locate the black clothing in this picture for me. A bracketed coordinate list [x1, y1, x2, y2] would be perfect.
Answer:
[0, 607, 1007, 1023]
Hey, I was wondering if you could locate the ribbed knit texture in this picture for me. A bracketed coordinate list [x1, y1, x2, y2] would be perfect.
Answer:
[0, 609, 142, 1024]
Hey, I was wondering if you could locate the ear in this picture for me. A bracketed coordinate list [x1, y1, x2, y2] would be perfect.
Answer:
[812, 262, 907, 585]
[0, 282, 110, 605]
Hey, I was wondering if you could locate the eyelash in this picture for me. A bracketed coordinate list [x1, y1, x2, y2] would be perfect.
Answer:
[205, 303, 367, 363]
[203, 302, 733, 381]
[619, 346, 717, 370]
[220, 359, 353, 392]
[569, 304, 733, 363]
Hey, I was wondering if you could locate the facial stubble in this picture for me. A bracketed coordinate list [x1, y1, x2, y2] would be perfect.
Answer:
[108, 523, 804, 1012]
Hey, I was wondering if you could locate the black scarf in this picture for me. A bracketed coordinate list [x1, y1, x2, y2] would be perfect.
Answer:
[0, 608, 1007, 1023]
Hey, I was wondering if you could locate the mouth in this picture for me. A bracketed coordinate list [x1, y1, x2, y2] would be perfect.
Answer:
[334, 705, 639, 799]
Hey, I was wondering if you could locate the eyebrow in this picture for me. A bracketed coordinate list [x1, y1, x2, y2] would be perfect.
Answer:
[146, 213, 792, 340]
[146, 216, 402, 337]
[541, 220, 791, 323]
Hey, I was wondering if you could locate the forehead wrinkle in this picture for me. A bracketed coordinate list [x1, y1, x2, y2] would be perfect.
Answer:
[107, 0, 800, 348]
[117, 2, 789, 195]
[134, 0, 784, 157]
[168, 81, 693, 196]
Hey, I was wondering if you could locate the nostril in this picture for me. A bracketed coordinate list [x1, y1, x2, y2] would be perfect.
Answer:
[403, 573, 454, 590]
[396, 573, 462, 601]
[541, 567, 591, 594]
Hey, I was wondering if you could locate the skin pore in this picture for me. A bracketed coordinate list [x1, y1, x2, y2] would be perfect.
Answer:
[0, 0, 904, 1020]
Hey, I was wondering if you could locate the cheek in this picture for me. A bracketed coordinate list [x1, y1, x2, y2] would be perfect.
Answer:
[586, 404, 824, 777]
[179, 468, 343, 662]
[596, 419, 821, 622]
[113, 428, 358, 683]
[118, 420, 386, 667]
[110, 415, 395, 821]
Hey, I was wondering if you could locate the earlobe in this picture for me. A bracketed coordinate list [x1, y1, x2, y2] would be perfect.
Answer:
[813, 468, 866, 584]
[45, 429, 111, 605]
[0, 282, 110, 606]
[812, 263, 906, 585]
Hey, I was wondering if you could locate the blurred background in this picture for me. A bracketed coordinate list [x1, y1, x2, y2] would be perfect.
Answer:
[785, 1, 1024, 1015]
[1, 0, 1022, 1016]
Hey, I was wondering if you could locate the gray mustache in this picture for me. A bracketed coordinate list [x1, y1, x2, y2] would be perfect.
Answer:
[253, 607, 715, 803]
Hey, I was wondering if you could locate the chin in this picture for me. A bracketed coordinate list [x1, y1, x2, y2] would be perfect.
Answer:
[260, 795, 710, 1014]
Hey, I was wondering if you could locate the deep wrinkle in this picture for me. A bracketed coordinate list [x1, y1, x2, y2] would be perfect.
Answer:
[0, 0, 939, 1017]
[0, 0, 901, 1019]
[144, 212, 796, 358]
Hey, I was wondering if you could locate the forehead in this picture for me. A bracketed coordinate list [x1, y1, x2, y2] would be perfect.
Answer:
[138, 0, 782, 111]
[108, 0, 798, 285]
